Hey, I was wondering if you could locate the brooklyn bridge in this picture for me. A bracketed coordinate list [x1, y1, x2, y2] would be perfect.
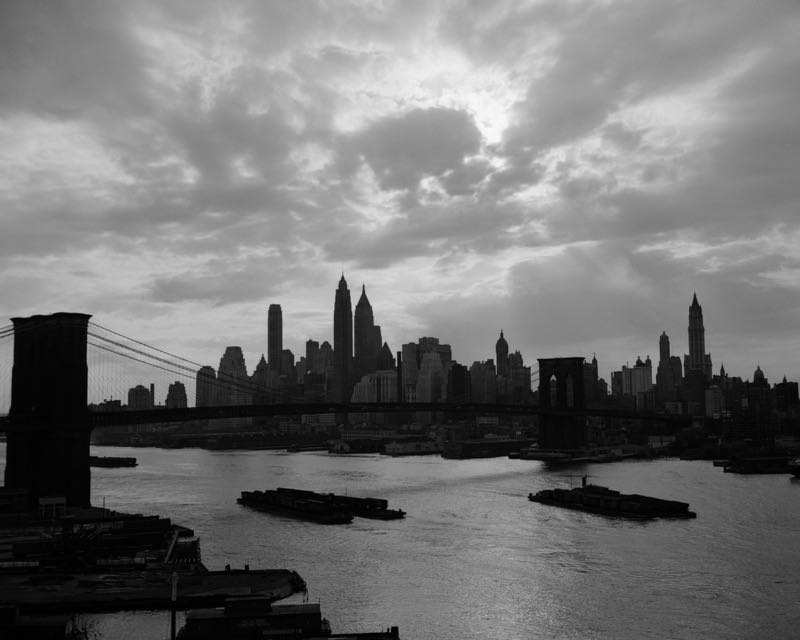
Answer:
[0, 312, 685, 511]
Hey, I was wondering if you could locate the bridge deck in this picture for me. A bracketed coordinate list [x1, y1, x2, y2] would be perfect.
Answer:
[0, 402, 689, 430]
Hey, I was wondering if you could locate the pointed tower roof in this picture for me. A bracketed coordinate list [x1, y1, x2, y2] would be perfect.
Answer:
[496, 330, 508, 346]
[377, 341, 395, 370]
[338, 273, 347, 287]
[691, 292, 700, 307]
[356, 283, 371, 309]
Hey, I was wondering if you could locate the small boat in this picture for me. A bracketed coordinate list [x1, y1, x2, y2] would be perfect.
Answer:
[529, 476, 696, 520]
[789, 458, 800, 477]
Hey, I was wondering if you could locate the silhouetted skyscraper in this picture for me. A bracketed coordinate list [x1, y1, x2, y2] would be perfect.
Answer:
[446, 363, 471, 403]
[251, 355, 269, 405]
[333, 275, 353, 401]
[687, 294, 705, 372]
[354, 284, 378, 379]
[508, 350, 531, 403]
[418, 336, 452, 367]
[377, 342, 395, 370]
[496, 330, 509, 377]
[656, 331, 677, 405]
[196, 366, 216, 407]
[470, 360, 497, 403]
[218, 346, 250, 406]
[128, 384, 152, 410]
[685, 293, 712, 379]
[318, 341, 333, 374]
[281, 349, 295, 383]
[659, 331, 670, 364]
[306, 340, 320, 374]
[401, 342, 419, 401]
[165, 381, 188, 408]
[268, 304, 282, 373]
[217, 346, 251, 427]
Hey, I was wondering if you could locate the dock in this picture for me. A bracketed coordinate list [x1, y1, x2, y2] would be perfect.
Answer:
[0, 567, 305, 614]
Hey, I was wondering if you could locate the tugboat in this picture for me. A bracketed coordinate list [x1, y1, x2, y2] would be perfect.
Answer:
[529, 476, 696, 520]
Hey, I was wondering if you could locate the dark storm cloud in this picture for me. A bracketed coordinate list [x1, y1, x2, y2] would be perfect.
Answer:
[340, 107, 483, 192]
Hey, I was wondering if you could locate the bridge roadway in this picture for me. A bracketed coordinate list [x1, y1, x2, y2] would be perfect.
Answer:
[0, 402, 689, 431]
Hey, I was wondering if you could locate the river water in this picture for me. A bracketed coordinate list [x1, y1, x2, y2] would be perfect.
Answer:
[3, 444, 800, 639]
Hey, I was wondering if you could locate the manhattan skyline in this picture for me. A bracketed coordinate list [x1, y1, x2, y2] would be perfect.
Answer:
[1, 2, 799, 382]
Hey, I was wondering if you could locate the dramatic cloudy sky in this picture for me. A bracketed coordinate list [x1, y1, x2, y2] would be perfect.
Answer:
[2, 0, 800, 396]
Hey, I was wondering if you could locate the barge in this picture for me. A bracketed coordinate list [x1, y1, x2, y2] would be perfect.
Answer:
[0, 567, 305, 614]
[89, 455, 137, 468]
[275, 487, 405, 520]
[237, 490, 353, 524]
[383, 439, 441, 456]
[179, 597, 399, 639]
[723, 456, 791, 474]
[529, 477, 696, 520]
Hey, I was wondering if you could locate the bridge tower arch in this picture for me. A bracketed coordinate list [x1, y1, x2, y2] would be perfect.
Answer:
[7, 312, 92, 509]
[538, 357, 586, 450]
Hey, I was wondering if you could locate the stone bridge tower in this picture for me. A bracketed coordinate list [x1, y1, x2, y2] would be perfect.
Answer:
[7, 312, 92, 509]
[537, 357, 587, 450]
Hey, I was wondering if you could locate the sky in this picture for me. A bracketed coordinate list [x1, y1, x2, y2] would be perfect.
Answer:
[2, 0, 800, 392]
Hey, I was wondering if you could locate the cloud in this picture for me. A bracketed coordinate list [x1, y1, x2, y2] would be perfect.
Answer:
[340, 107, 483, 193]
[1, 0, 800, 387]
[0, 1, 150, 119]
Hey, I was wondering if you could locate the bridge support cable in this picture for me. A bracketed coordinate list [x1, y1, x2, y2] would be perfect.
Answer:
[87, 338, 269, 409]
[88, 340, 280, 404]
[86, 322, 298, 410]
[88, 322, 310, 404]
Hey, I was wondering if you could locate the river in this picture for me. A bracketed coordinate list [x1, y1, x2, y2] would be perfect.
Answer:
[3, 444, 800, 639]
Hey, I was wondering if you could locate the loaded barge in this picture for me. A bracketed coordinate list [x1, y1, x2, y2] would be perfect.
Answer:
[237, 488, 405, 522]
[237, 490, 353, 524]
[529, 477, 696, 520]
[277, 487, 406, 520]
[89, 455, 137, 468]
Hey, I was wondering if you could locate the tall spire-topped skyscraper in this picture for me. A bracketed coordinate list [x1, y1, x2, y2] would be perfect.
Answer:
[685, 293, 712, 379]
[267, 304, 282, 373]
[687, 293, 704, 372]
[495, 330, 509, 377]
[354, 284, 377, 380]
[333, 274, 353, 401]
